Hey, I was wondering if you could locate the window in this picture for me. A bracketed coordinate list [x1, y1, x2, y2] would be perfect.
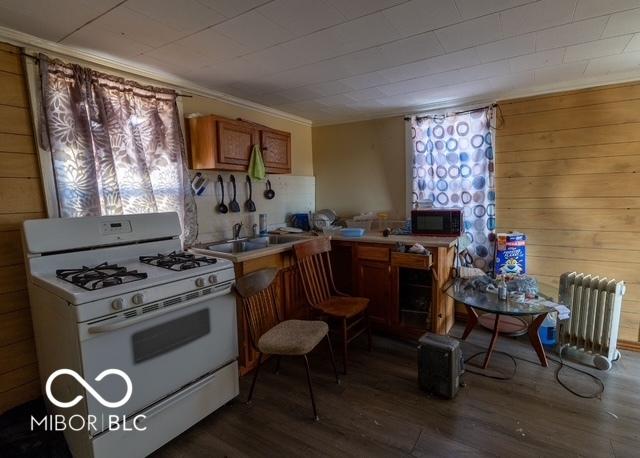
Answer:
[409, 107, 496, 270]
[37, 55, 196, 244]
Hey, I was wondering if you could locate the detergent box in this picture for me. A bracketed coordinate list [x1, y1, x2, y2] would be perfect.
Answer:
[495, 232, 526, 276]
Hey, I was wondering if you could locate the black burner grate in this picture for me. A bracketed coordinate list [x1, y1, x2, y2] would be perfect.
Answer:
[139, 251, 217, 271]
[56, 262, 148, 291]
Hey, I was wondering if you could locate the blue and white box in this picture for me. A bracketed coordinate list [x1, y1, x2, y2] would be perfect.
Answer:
[495, 232, 526, 276]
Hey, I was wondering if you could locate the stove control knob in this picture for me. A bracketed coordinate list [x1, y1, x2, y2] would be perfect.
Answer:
[132, 293, 144, 305]
[195, 277, 205, 288]
[208, 274, 218, 284]
[111, 298, 124, 310]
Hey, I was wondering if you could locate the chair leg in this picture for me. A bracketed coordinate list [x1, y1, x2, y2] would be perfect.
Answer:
[273, 355, 281, 374]
[326, 334, 340, 385]
[247, 353, 263, 403]
[303, 355, 319, 421]
[342, 318, 348, 375]
[365, 310, 372, 352]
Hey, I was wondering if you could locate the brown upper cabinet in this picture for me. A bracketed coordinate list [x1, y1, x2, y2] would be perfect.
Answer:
[186, 114, 291, 173]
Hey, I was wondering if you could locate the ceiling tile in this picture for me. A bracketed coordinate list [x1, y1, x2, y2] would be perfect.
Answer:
[534, 61, 588, 85]
[624, 33, 640, 51]
[435, 14, 502, 52]
[377, 48, 480, 82]
[500, 0, 576, 37]
[140, 43, 209, 71]
[536, 16, 609, 51]
[340, 73, 391, 90]
[510, 48, 566, 72]
[0, 0, 118, 41]
[212, 10, 293, 51]
[383, 0, 460, 38]
[346, 87, 388, 101]
[584, 50, 640, 75]
[126, 0, 225, 33]
[564, 35, 632, 62]
[175, 29, 249, 65]
[377, 31, 444, 67]
[326, 12, 404, 53]
[574, 0, 640, 20]
[603, 7, 640, 37]
[489, 71, 535, 91]
[455, 0, 534, 20]
[92, 6, 185, 47]
[61, 23, 152, 58]
[308, 80, 354, 96]
[197, 0, 270, 18]
[476, 33, 536, 63]
[325, 0, 407, 20]
[257, 0, 345, 37]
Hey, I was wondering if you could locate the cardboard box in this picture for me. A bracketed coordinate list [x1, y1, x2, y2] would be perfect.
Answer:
[495, 232, 526, 276]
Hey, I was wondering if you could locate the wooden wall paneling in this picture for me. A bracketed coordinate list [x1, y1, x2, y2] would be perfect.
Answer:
[496, 82, 640, 344]
[0, 42, 45, 413]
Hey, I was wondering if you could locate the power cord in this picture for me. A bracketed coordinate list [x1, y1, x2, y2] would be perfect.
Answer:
[453, 336, 605, 399]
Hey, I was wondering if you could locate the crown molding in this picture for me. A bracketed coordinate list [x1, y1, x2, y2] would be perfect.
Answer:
[0, 26, 312, 127]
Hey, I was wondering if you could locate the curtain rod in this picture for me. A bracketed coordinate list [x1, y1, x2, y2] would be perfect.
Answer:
[404, 102, 498, 121]
[20, 51, 193, 98]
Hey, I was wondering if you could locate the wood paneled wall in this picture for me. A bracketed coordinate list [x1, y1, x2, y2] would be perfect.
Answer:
[496, 82, 640, 345]
[0, 42, 46, 413]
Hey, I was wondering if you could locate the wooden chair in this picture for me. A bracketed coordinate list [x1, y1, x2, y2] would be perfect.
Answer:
[234, 267, 340, 421]
[293, 238, 372, 374]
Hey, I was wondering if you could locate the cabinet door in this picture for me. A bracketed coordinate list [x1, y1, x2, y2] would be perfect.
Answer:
[330, 241, 355, 295]
[217, 119, 255, 169]
[356, 260, 391, 326]
[260, 128, 291, 173]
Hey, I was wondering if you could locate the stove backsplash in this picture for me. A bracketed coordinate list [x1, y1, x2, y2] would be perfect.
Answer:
[192, 172, 315, 244]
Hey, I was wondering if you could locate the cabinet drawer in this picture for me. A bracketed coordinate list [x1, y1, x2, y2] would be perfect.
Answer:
[356, 244, 390, 262]
[391, 252, 432, 269]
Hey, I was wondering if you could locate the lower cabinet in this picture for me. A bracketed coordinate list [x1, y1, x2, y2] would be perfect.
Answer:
[356, 260, 391, 326]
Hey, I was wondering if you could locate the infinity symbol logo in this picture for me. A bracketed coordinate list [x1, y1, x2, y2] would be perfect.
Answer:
[45, 369, 133, 409]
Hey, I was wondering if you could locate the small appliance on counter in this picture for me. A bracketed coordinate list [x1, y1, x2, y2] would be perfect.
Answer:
[411, 208, 463, 236]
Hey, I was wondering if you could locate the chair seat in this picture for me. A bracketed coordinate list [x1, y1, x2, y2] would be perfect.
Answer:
[314, 296, 369, 319]
[258, 319, 329, 355]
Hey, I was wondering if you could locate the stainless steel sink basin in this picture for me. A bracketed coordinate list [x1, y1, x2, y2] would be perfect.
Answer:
[206, 234, 304, 253]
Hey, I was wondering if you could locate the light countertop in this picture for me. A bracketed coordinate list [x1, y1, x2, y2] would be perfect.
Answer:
[192, 231, 458, 263]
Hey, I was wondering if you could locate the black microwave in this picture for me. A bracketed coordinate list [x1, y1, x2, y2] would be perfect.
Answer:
[411, 209, 463, 236]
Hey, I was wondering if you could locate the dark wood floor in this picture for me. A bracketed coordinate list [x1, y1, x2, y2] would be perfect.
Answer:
[154, 326, 640, 457]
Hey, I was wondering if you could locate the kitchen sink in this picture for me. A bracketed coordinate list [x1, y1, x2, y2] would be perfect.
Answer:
[206, 234, 304, 253]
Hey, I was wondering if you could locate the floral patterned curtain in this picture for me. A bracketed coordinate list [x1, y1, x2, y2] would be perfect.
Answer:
[38, 55, 197, 245]
[410, 108, 496, 271]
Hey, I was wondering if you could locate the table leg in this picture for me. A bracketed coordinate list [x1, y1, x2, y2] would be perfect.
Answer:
[482, 313, 501, 369]
[528, 313, 549, 367]
[462, 305, 479, 340]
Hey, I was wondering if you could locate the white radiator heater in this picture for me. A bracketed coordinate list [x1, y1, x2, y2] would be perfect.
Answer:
[558, 272, 626, 370]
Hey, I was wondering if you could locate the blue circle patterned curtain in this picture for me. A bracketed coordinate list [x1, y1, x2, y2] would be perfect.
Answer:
[410, 107, 496, 271]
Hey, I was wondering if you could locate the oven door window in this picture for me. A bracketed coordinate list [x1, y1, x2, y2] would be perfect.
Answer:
[132, 308, 210, 363]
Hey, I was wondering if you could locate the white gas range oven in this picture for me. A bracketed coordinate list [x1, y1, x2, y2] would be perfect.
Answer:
[22, 212, 239, 458]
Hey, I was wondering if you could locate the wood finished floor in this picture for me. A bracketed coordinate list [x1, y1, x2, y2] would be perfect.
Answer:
[153, 326, 640, 458]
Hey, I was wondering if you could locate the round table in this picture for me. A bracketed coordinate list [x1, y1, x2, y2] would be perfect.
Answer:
[445, 278, 555, 369]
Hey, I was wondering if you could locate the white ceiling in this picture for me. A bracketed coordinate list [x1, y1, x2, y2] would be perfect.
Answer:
[3, 0, 640, 124]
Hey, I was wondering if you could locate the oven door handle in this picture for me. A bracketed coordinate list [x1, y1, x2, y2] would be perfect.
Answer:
[88, 283, 233, 334]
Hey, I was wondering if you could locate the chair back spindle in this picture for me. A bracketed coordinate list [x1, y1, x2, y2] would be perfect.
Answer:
[293, 238, 339, 308]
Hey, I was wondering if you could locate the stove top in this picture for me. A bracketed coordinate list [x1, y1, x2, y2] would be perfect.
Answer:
[56, 262, 148, 291]
[139, 251, 217, 271]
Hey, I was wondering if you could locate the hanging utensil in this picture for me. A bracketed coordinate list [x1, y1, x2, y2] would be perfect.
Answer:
[264, 179, 275, 200]
[245, 176, 256, 212]
[217, 175, 228, 214]
[229, 175, 241, 213]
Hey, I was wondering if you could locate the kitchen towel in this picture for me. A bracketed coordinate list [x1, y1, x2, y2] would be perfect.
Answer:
[248, 144, 266, 180]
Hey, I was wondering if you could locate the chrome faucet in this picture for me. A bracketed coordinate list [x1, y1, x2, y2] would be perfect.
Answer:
[232, 222, 243, 240]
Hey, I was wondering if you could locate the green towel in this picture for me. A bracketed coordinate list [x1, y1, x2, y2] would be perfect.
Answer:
[248, 144, 266, 180]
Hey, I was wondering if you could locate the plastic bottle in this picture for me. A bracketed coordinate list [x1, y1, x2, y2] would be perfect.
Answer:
[498, 277, 508, 301]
